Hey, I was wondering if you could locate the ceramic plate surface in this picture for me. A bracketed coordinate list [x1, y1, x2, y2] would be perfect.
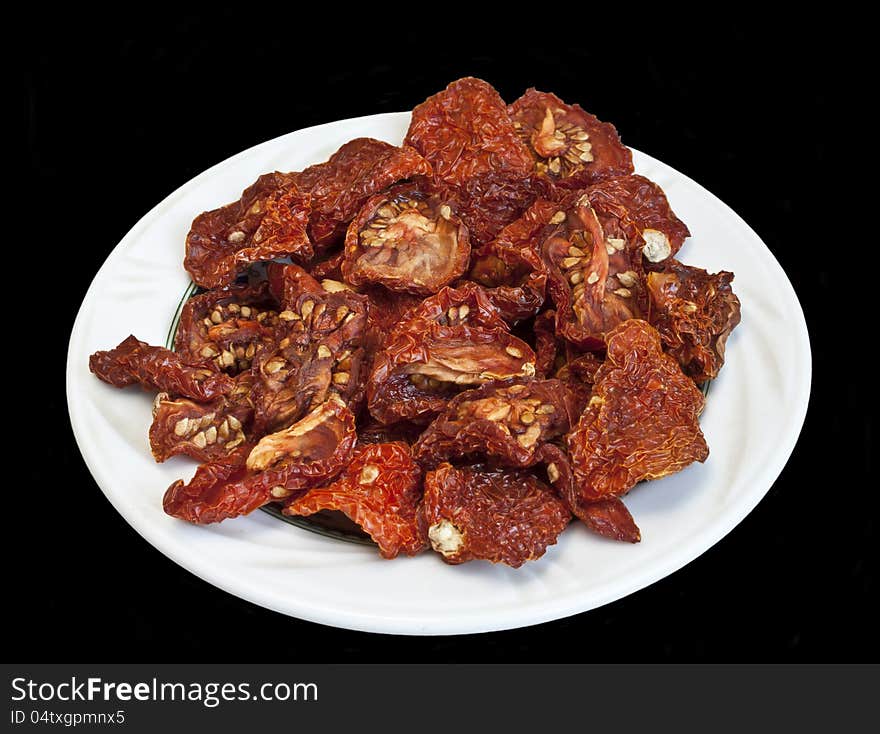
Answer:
[66, 111, 811, 635]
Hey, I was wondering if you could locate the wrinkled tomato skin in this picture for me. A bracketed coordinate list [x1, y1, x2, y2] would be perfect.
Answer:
[423, 463, 570, 567]
[405, 77, 536, 245]
[567, 319, 708, 503]
[284, 442, 426, 558]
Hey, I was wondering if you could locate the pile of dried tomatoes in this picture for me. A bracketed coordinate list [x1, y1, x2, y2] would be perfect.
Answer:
[90, 78, 741, 568]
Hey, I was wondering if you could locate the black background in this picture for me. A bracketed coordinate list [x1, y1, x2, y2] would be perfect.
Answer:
[20, 15, 872, 660]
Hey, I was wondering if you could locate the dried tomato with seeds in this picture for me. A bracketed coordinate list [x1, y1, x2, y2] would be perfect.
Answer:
[405, 77, 535, 245]
[284, 442, 426, 558]
[367, 315, 536, 425]
[293, 138, 432, 249]
[423, 463, 570, 567]
[543, 196, 647, 350]
[584, 175, 691, 262]
[469, 199, 563, 322]
[251, 287, 369, 433]
[149, 381, 253, 462]
[397, 282, 511, 331]
[646, 259, 741, 382]
[163, 397, 357, 524]
[508, 89, 633, 192]
[342, 183, 470, 295]
[567, 319, 708, 502]
[184, 172, 312, 289]
[175, 281, 280, 375]
[538, 444, 640, 543]
[413, 378, 578, 468]
[90, 335, 233, 402]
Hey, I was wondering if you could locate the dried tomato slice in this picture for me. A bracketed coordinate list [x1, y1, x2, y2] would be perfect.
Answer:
[646, 259, 741, 382]
[293, 138, 432, 249]
[163, 397, 357, 524]
[175, 281, 281, 375]
[162, 445, 256, 524]
[367, 314, 536, 425]
[567, 319, 708, 502]
[89, 335, 233, 402]
[251, 286, 369, 433]
[284, 442, 426, 558]
[538, 443, 640, 543]
[149, 374, 253, 462]
[423, 463, 570, 567]
[584, 175, 690, 262]
[413, 378, 579, 468]
[405, 77, 535, 245]
[469, 198, 561, 321]
[543, 195, 647, 350]
[266, 262, 323, 306]
[342, 183, 470, 295]
[397, 282, 511, 331]
[184, 172, 312, 289]
[508, 89, 633, 191]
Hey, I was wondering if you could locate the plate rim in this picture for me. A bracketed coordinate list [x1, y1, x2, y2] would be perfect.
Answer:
[66, 110, 812, 635]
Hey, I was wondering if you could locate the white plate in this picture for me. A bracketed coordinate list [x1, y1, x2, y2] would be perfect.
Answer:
[66, 111, 811, 635]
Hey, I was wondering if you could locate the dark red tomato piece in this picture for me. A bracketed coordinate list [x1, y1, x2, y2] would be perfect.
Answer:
[566, 319, 708, 502]
[508, 88, 633, 192]
[342, 183, 470, 295]
[405, 77, 536, 245]
[423, 463, 570, 567]
[90, 335, 233, 402]
[646, 258, 741, 382]
[284, 442, 426, 559]
[584, 175, 691, 262]
[163, 397, 357, 524]
[293, 138, 432, 249]
[413, 378, 578, 468]
[184, 172, 312, 289]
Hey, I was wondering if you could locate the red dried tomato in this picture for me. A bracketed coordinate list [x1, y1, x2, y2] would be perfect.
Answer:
[284, 442, 426, 558]
[149, 373, 254, 462]
[251, 285, 369, 433]
[342, 183, 470, 295]
[307, 251, 346, 281]
[508, 88, 633, 192]
[90, 335, 233, 402]
[584, 175, 691, 262]
[646, 258, 741, 382]
[163, 397, 357, 524]
[413, 378, 579, 468]
[538, 444, 640, 543]
[293, 138, 432, 249]
[184, 172, 312, 289]
[423, 463, 570, 567]
[567, 319, 708, 502]
[175, 281, 281, 375]
[266, 262, 322, 306]
[543, 194, 647, 350]
[366, 296, 536, 425]
[405, 77, 535, 245]
[469, 198, 560, 322]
